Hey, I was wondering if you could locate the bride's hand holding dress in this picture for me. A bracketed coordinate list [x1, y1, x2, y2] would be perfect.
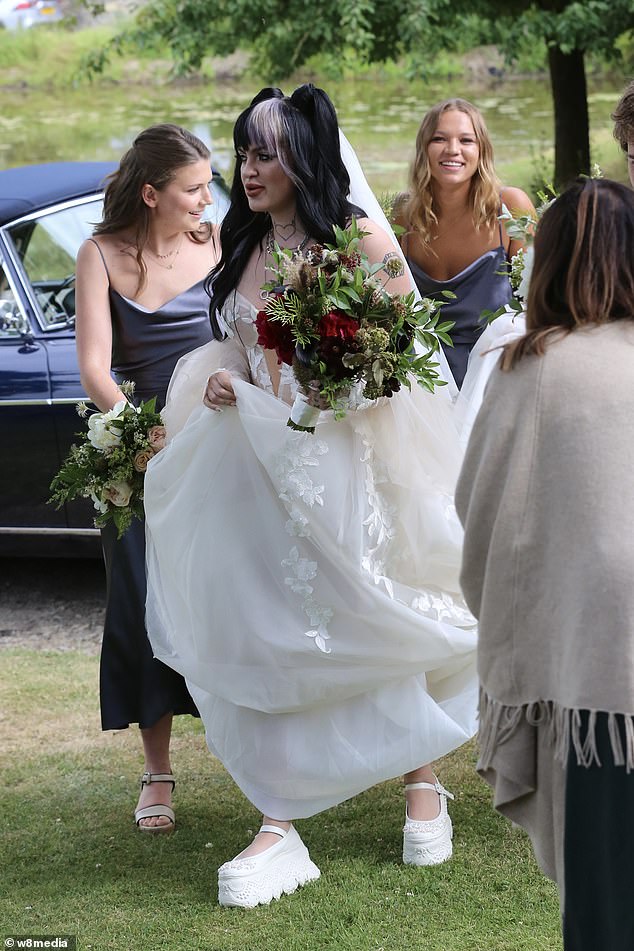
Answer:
[203, 370, 236, 410]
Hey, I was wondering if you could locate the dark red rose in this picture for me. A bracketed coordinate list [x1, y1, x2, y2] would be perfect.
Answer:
[255, 310, 295, 365]
[319, 310, 360, 342]
[255, 310, 275, 348]
[306, 244, 325, 262]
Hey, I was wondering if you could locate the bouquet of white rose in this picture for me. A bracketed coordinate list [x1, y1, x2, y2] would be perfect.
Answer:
[49, 387, 165, 537]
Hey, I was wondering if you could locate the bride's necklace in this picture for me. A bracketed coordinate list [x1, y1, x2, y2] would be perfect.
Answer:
[265, 229, 310, 256]
[145, 233, 185, 270]
[260, 226, 310, 300]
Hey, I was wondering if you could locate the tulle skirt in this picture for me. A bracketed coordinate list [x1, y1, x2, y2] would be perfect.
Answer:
[144, 372, 478, 818]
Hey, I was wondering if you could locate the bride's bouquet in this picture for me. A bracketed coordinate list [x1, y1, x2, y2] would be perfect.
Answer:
[256, 218, 454, 433]
[49, 386, 166, 537]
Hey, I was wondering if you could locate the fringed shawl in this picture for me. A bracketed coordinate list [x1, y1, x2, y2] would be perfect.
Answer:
[455, 321, 634, 885]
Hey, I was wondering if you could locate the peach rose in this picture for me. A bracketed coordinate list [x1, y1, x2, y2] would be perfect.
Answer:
[133, 449, 154, 472]
[147, 425, 167, 451]
[104, 481, 133, 507]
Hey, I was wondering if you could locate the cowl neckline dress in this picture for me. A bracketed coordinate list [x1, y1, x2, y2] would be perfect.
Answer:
[99, 275, 212, 730]
[406, 229, 513, 389]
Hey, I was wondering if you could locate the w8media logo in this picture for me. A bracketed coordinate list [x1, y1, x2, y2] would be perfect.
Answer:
[4, 938, 76, 949]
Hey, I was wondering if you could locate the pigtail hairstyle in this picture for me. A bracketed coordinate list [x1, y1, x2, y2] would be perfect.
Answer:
[289, 84, 357, 226]
[207, 84, 365, 338]
[205, 88, 284, 336]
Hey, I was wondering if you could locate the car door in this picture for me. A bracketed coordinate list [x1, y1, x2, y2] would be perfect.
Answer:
[0, 244, 65, 532]
[4, 196, 104, 535]
[45, 327, 96, 530]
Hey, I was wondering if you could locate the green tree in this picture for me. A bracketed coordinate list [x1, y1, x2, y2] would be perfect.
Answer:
[99, 0, 633, 186]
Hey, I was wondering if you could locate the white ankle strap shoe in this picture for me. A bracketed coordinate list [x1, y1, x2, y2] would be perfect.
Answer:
[218, 824, 320, 908]
[402, 779, 454, 866]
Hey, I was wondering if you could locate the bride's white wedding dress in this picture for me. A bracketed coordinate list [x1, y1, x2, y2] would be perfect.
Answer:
[144, 291, 478, 819]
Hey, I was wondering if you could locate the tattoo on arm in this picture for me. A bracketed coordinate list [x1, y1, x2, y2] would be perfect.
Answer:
[382, 251, 405, 279]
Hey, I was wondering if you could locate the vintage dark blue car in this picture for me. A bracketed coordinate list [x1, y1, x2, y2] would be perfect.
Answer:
[0, 162, 229, 556]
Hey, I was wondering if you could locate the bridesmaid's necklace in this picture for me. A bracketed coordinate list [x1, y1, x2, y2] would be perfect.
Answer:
[145, 233, 185, 270]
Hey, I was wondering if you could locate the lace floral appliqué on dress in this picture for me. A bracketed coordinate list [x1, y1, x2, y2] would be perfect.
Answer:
[144, 290, 478, 820]
[276, 432, 333, 654]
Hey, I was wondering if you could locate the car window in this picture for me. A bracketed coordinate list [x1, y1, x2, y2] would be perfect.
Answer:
[8, 197, 102, 328]
[0, 259, 31, 339]
[5, 180, 229, 331]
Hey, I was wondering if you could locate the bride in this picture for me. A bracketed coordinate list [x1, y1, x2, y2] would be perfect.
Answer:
[143, 84, 478, 908]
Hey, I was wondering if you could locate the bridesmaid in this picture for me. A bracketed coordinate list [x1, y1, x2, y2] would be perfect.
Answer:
[395, 98, 535, 388]
[75, 124, 219, 831]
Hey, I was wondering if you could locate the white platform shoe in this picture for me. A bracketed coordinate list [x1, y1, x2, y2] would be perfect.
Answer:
[402, 779, 454, 866]
[218, 823, 320, 908]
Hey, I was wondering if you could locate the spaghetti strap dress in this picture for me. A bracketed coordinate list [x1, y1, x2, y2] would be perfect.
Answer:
[89, 239, 213, 730]
[405, 223, 512, 389]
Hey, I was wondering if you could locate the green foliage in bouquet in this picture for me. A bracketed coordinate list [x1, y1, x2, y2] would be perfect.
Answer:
[256, 218, 454, 426]
[480, 172, 608, 325]
[49, 389, 165, 538]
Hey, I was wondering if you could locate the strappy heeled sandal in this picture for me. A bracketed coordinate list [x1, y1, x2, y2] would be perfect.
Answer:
[134, 771, 176, 834]
[402, 778, 454, 866]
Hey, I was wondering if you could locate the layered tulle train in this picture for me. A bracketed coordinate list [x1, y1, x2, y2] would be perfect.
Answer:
[144, 360, 477, 819]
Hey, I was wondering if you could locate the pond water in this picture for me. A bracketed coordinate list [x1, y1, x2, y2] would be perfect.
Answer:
[0, 71, 627, 195]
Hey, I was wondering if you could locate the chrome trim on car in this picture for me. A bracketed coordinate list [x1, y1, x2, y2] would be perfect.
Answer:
[0, 527, 100, 537]
[0, 249, 31, 332]
[2, 193, 105, 230]
[0, 397, 81, 406]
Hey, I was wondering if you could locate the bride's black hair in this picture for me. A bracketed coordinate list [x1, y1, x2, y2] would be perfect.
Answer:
[207, 83, 365, 337]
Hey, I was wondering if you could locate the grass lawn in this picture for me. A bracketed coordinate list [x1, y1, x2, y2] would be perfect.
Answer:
[0, 649, 562, 951]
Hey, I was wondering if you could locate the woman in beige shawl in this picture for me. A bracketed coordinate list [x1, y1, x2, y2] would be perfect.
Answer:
[455, 178, 634, 950]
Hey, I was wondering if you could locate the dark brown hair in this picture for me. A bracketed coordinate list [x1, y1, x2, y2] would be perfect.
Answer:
[501, 178, 634, 369]
[94, 123, 212, 292]
[612, 80, 634, 152]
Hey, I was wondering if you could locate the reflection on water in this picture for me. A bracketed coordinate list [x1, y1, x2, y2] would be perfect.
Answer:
[0, 73, 627, 194]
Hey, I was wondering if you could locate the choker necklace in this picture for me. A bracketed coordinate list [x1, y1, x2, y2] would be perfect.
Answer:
[145, 234, 185, 270]
[261, 229, 311, 299]
[265, 229, 310, 256]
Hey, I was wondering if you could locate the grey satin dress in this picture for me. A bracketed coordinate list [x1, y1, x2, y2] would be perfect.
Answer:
[406, 228, 513, 389]
[91, 247, 213, 730]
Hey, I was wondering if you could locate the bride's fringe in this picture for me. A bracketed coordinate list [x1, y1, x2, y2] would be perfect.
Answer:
[478, 688, 634, 773]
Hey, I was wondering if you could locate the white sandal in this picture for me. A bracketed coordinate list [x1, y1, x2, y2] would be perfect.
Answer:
[134, 771, 176, 834]
[402, 779, 454, 866]
[218, 823, 320, 908]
